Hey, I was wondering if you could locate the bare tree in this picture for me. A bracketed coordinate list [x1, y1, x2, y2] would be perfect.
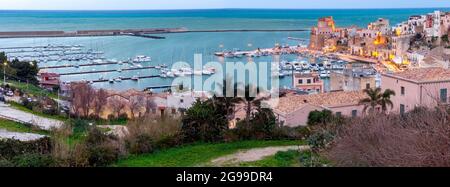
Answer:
[145, 96, 157, 116]
[110, 97, 128, 119]
[70, 83, 95, 117]
[326, 108, 450, 167]
[92, 89, 108, 118]
[129, 94, 146, 119]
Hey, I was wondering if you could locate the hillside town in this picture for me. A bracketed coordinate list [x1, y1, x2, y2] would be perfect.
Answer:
[266, 10, 450, 126]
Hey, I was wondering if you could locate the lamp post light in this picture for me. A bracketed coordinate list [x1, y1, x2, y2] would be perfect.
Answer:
[3, 61, 7, 86]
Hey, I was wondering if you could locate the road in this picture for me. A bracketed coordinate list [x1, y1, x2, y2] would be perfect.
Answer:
[0, 102, 63, 130]
[0, 129, 46, 141]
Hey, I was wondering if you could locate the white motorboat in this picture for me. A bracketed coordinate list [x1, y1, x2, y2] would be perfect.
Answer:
[133, 55, 152, 63]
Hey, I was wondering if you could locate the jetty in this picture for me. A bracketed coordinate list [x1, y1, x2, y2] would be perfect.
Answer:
[0, 28, 308, 39]
[58, 66, 160, 76]
[40, 62, 122, 69]
[90, 75, 161, 83]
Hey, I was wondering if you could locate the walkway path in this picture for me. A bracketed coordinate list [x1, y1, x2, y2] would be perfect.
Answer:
[211, 145, 310, 166]
[0, 102, 63, 130]
[0, 129, 46, 141]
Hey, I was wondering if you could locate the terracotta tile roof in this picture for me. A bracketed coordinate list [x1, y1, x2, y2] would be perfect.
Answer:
[387, 67, 450, 82]
[270, 91, 367, 114]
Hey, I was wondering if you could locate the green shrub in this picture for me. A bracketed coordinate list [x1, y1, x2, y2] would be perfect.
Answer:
[182, 100, 228, 143]
[307, 110, 334, 126]
[125, 134, 154, 154]
[306, 129, 335, 151]
[0, 159, 14, 167]
[0, 138, 52, 160]
[12, 153, 54, 167]
[70, 119, 90, 134]
[83, 128, 121, 167]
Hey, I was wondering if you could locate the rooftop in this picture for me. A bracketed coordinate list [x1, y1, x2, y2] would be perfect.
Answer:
[269, 91, 367, 114]
[385, 67, 450, 82]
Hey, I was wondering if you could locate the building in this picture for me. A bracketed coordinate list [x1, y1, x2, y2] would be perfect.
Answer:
[381, 67, 450, 114]
[420, 46, 450, 68]
[265, 91, 367, 127]
[38, 72, 60, 90]
[292, 72, 324, 93]
[309, 16, 337, 50]
[368, 18, 390, 35]
[330, 66, 377, 92]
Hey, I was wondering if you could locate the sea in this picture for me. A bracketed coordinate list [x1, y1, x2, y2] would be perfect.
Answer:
[1, 8, 449, 92]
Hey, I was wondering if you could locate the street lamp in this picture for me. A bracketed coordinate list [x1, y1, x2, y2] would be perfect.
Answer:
[3, 60, 7, 86]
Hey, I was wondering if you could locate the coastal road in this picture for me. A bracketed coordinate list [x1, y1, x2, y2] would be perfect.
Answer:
[0, 129, 46, 141]
[0, 102, 63, 130]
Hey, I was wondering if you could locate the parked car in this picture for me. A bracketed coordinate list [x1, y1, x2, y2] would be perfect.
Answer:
[6, 91, 14, 97]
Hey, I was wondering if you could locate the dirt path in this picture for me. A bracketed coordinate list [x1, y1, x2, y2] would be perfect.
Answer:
[211, 145, 310, 166]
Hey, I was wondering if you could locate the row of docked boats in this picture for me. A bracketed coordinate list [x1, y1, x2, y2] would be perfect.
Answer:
[214, 45, 303, 58]
[159, 66, 216, 78]
[272, 60, 347, 78]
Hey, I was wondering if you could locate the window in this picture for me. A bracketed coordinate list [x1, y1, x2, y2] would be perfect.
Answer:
[400, 104, 405, 115]
[352, 110, 358, 117]
[440, 88, 448, 103]
[298, 79, 303, 84]
[180, 99, 184, 103]
[307, 79, 312, 84]
[366, 83, 370, 89]
[401, 86, 405, 95]
[336, 112, 342, 117]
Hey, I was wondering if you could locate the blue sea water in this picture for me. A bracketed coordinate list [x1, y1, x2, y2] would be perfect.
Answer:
[1, 8, 449, 91]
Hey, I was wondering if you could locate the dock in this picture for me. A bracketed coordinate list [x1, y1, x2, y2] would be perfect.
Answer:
[40, 62, 122, 69]
[58, 66, 160, 76]
[90, 75, 161, 83]
[40, 61, 167, 69]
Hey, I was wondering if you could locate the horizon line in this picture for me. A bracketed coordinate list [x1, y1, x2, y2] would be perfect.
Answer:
[1, 7, 450, 11]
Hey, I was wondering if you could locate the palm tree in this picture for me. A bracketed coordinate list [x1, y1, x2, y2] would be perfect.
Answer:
[242, 84, 267, 124]
[210, 79, 243, 121]
[379, 89, 396, 112]
[359, 88, 396, 114]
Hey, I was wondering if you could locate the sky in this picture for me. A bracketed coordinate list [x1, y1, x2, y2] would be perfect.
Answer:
[0, 0, 449, 10]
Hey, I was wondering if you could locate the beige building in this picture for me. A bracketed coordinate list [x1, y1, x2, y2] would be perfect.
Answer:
[381, 67, 450, 114]
[266, 91, 367, 127]
[330, 68, 377, 92]
[292, 73, 324, 94]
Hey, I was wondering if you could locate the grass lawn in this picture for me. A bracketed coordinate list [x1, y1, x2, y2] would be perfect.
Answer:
[7, 81, 58, 99]
[0, 118, 49, 135]
[115, 140, 303, 167]
[8, 101, 68, 122]
[239, 150, 330, 167]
